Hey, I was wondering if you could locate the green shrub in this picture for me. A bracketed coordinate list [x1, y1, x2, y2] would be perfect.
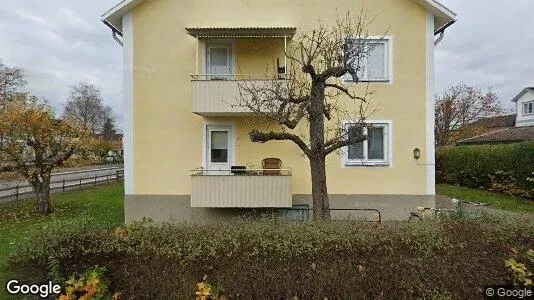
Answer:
[436, 142, 534, 198]
[6, 217, 534, 299]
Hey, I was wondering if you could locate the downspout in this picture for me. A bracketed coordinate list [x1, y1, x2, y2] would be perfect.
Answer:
[434, 31, 445, 46]
[434, 19, 455, 46]
[103, 20, 124, 47]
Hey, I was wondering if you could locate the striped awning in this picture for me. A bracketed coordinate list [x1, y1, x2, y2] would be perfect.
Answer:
[185, 26, 296, 38]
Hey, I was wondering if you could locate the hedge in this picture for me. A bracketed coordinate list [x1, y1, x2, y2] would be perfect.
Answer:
[436, 141, 534, 198]
[6, 217, 534, 299]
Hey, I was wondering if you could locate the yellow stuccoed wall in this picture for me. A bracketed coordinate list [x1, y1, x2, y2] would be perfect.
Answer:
[132, 0, 430, 196]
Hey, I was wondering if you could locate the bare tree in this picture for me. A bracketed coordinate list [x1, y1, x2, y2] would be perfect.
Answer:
[435, 83, 505, 146]
[235, 12, 383, 220]
[0, 59, 27, 106]
[63, 82, 113, 134]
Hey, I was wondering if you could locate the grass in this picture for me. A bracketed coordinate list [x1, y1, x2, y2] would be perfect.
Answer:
[0, 183, 124, 296]
[437, 184, 534, 213]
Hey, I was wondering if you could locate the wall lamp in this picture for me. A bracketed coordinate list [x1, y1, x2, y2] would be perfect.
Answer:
[413, 148, 421, 160]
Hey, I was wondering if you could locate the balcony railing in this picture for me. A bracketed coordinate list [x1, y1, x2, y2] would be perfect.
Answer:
[190, 74, 290, 116]
[190, 168, 292, 208]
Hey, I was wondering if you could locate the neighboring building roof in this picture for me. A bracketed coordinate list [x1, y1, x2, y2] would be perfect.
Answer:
[470, 114, 516, 129]
[511, 87, 534, 102]
[102, 0, 457, 34]
[456, 126, 534, 145]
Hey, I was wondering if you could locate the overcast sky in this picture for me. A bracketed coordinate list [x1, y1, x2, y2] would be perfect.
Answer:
[1, 0, 533, 130]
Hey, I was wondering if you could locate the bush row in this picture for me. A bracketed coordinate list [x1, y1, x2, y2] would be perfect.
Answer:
[436, 142, 534, 198]
[7, 217, 534, 299]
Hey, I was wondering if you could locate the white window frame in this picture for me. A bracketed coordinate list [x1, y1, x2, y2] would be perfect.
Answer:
[523, 101, 534, 116]
[201, 121, 236, 170]
[204, 40, 236, 78]
[342, 120, 392, 167]
[343, 36, 393, 83]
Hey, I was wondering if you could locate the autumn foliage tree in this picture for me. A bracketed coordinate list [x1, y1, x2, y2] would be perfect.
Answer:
[435, 83, 505, 146]
[0, 97, 90, 214]
[236, 12, 382, 220]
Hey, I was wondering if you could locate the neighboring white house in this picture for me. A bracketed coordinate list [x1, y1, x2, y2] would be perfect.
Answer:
[457, 87, 534, 145]
[513, 87, 534, 128]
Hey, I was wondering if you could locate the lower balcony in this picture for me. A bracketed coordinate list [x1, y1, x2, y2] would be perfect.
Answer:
[190, 168, 292, 208]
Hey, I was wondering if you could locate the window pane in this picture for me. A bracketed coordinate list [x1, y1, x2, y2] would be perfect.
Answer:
[209, 48, 229, 75]
[209, 48, 228, 67]
[344, 40, 367, 81]
[368, 127, 384, 160]
[347, 125, 364, 160]
[211, 131, 228, 163]
[367, 43, 385, 78]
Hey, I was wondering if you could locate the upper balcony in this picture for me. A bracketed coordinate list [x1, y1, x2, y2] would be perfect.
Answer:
[186, 26, 296, 116]
[191, 74, 290, 116]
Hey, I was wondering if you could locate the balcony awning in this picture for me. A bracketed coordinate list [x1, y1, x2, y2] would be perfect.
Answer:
[185, 26, 297, 38]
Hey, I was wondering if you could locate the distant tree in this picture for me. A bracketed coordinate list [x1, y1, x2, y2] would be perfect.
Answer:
[0, 96, 90, 214]
[0, 60, 27, 105]
[101, 118, 116, 141]
[435, 83, 504, 146]
[235, 12, 381, 220]
[63, 82, 113, 134]
[0, 60, 27, 150]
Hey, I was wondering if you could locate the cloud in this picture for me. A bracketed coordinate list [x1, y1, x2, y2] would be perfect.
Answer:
[435, 0, 534, 109]
[0, 0, 123, 130]
[0, 0, 532, 130]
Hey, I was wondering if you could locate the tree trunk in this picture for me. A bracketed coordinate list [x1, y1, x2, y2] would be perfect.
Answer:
[308, 79, 331, 220]
[310, 155, 330, 220]
[32, 178, 52, 214]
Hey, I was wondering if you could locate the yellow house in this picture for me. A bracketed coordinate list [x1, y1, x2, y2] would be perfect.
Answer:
[102, 0, 456, 222]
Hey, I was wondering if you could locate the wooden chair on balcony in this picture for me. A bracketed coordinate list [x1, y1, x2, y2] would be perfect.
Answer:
[262, 158, 282, 175]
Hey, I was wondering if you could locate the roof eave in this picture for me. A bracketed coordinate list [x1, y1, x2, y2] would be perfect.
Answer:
[511, 87, 534, 102]
[102, 0, 457, 36]
[101, 0, 145, 33]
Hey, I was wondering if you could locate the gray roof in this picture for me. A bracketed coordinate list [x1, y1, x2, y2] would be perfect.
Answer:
[456, 126, 534, 145]
[469, 114, 516, 128]
[511, 87, 534, 102]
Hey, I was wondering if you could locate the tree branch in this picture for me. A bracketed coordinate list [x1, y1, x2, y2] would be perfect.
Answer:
[325, 83, 367, 102]
[249, 129, 311, 158]
[324, 134, 367, 156]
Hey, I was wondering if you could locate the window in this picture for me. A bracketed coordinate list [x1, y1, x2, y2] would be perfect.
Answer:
[343, 121, 391, 166]
[206, 42, 233, 80]
[285, 205, 310, 221]
[344, 38, 391, 82]
[210, 131, 228, 163]
[523, 101, 534, 115]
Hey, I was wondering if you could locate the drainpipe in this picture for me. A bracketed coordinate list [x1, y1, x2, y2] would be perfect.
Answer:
[434, 19, 456, 46]
[103, 20, 123, 47]
[434, 31, 445, 46]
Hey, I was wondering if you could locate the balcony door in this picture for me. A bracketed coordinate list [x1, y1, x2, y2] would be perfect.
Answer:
[205, 124, 234, 175]
[206, 43, 233, 79]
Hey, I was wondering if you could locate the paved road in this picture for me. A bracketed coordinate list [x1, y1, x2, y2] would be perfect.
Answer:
[0, 165, 123, 202]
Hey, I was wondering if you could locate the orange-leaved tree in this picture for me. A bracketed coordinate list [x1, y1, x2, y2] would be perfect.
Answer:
[0, 96, 90, 214]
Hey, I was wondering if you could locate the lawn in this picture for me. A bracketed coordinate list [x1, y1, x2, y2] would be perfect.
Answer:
[437, 184, 534, 213]
[0, 183, 124, 295]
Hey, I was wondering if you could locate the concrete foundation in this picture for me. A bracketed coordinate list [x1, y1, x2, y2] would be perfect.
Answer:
[124, 194, 436, 223]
